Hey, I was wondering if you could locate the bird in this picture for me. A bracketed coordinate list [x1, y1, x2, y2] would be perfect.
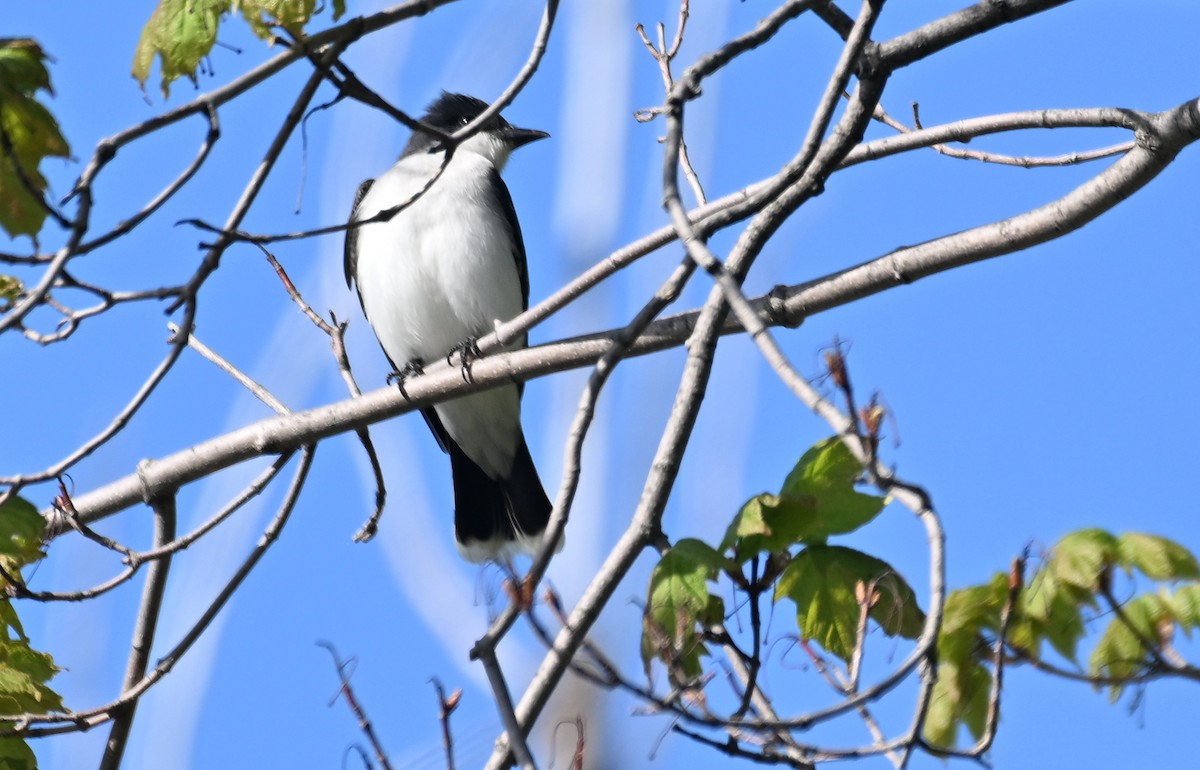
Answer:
[344, 92, 554, 563]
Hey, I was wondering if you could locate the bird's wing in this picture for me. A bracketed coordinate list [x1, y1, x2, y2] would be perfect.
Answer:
[343, 178, 376, 290]
[485, 168, 530, 309]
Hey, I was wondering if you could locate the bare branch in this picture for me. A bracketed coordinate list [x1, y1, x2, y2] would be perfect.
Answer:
[173, 323, 290, 415]
[35, 94, 1198, 546]
[478, 645, 538, 770]
[431, 679, 461, 770]
[321, 642, 394, 770]
[98, 493, 177, 770]
[76, 102, 222, 255]
[260, 249, 387, 542]
[875, 100, 1136, 168]
[5, 446, 314, 737]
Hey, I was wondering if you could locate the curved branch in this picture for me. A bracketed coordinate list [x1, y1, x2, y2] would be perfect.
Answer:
[76, 102, 222, 256]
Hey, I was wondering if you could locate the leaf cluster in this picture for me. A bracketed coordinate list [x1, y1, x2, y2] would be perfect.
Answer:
[132, 0, 348, 97]
[642, 437, 925, 686]
[0, 38, 71, 239]
[925, 529, 1200, 749]
[0, 496, 63, 768]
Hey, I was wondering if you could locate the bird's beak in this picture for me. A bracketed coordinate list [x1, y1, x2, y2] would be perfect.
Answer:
[502, 126, 550, 148]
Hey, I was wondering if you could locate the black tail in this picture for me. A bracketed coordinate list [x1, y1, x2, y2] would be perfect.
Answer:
[447, 433, 553, 561]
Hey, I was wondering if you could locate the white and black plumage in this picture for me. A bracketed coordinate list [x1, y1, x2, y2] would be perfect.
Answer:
[344, 93, 553, 562]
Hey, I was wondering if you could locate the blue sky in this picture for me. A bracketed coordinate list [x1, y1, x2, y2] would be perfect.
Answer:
[5, 1, 1200, 768]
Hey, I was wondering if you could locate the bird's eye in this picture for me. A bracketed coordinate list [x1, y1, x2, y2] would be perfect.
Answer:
[460, 117, 471, 127]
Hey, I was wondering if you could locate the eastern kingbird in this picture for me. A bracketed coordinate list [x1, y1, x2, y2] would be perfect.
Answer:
[344, 92, 553, 563]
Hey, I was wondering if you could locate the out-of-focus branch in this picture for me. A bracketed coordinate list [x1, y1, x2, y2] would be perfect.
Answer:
[484, 5, 832, 765]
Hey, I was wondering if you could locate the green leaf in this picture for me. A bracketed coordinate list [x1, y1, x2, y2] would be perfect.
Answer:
[720, 493, 818, 560]
[941, 575, 1007, 639]
[241, 0, 317, 38]
[1116, 533, 1200, 581]
[928, 571, 1016, 749]
[641, 539, 719, 682]
[0, 39, 70, 239]
[1089, 594, 1167, 701]
[0, 275, 21, 306]
[1037, 595, 1085, 663]
[1049, 529, 1118, 591]
[0, 496, 45, 571]
[701, 594, 726, 626]
[0, 631, 63, 715]
[0, 41, 52, 94]
[5, 646, 57, 688]
[1018, 571, 1087, 662]
[775, 545, 924, 662]
[133, 0, 344, 97]
[779, 437, 884, 542]
[0, 602, 25, 644]
[923, 673, 958, 749]
[668, 538, 727, 573]
[0, 495, 62, 768]
[924, 659, 993, 749]
[0, 736, 36, 770]
[1163, 584, 1200, 634]
[132, 0, 231, 97]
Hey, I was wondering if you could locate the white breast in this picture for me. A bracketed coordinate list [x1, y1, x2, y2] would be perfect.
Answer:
[352, 150, 526, 478]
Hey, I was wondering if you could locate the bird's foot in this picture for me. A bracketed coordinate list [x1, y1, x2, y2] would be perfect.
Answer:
[446, 337, 481, 383]
[386, 358, 426, 400]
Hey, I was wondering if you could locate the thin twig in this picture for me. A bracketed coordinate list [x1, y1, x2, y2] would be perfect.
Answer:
[172, 323, 290, 414]
[3, 41, 345, 502]
[869, 99, 1134, 167]
[260, 249, 387, 541]
[431, 679, 461, 770]
[77, 102, 222, 255]
[321, 642, 394, 770]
